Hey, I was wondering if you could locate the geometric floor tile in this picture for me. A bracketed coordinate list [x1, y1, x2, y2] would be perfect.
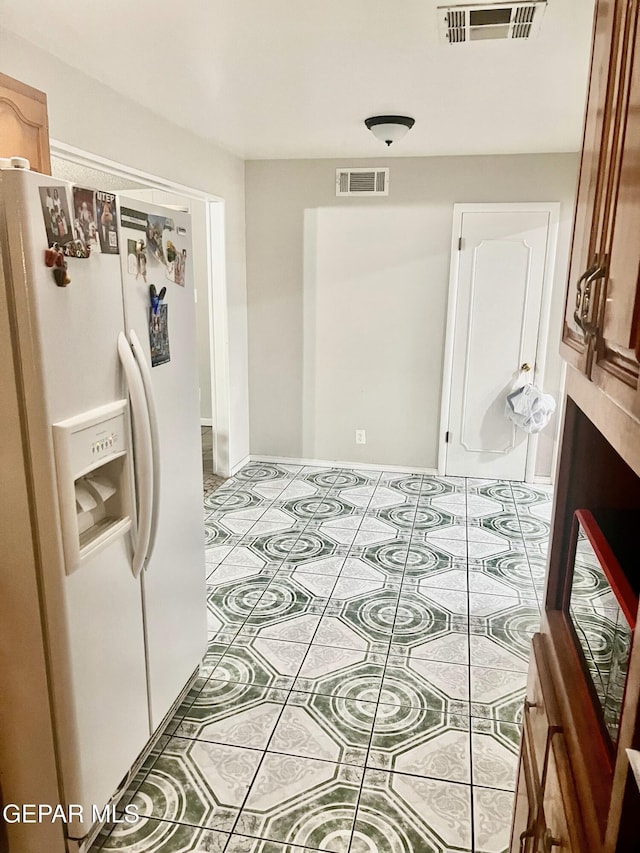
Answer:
[249, 612, 322, 644]
[271, 690, 375, 765]
[176, 693, 285, 750]
[470, 665, 527, 722]
[91, 462, 553, 853]
[312, 615, 374, 652]
[468, 622, 535, 667]
[225, 835, 330, 852]
[354, 768, 472, 853]
[468, 592, 539, 619]
[471, 718, 520, 791]
[236, 755, 362, 852]
[369, 707, 470, 782]
[468, 633, 528, 672]
[130, 736, 262, 832]
[294, 651, 386, 702]
[391, 630, 469, 665]
[99, 820, 230, 852]
[207, 643, 299, 690]
[252, 637, 311, 677]
[467, 566, 535, 600]
[473, 786, 514, 853]
[380, 658, 469, 714]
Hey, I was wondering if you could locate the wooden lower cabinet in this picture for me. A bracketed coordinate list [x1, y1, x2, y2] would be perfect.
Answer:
[510, 735, 536, 853]
[537, 737, 586, 852]
[510, 635, 587, 853]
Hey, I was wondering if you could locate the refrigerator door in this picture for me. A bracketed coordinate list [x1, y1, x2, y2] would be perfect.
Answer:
[118, 197, 207, 730]
[0, 170, 150, 835]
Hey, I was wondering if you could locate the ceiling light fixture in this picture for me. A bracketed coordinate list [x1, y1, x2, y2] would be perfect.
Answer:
[364, 115, 415, 146]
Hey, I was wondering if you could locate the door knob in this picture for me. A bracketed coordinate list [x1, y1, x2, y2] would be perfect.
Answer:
[520, 363, 532, 372]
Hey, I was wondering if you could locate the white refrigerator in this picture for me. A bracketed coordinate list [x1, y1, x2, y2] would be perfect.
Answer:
[0, 167, 207, 852]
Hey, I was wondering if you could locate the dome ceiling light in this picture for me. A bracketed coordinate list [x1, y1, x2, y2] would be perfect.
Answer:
[364, 115, 415, 146]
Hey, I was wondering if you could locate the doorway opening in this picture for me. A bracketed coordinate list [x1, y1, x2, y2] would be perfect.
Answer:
[50, 142, 231, 480]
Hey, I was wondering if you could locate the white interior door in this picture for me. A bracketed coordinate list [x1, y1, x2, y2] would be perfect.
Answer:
[441, 206, 556, 481]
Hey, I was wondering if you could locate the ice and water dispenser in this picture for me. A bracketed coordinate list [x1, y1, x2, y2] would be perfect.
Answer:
[53, 400, 134, 574]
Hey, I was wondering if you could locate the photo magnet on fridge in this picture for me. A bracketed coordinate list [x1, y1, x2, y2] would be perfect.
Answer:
[95, 191, 120, 254]
[72, 187, 99, 253]
[146, 215, 167, 266]
[165, 240, 187, 287]
[149, 303, 170, 367]
[39, 186, 74, 247]
[127, 238, 148, 281]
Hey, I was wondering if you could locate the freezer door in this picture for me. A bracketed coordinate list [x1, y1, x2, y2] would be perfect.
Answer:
[118, 197, 207, 729]
[0, 170, 150, 835]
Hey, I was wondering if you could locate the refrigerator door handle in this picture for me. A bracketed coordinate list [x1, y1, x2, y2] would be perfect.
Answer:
[117, 332, 153, 578]
[129, 329, 161, 568]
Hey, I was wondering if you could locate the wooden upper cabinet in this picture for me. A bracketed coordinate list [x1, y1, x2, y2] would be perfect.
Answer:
[0, 72, 51, 175]
[562, 0, 640, 420]
[592, 4, 640, 418]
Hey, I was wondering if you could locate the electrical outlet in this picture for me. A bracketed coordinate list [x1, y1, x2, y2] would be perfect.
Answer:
[355, 429, 366, 445]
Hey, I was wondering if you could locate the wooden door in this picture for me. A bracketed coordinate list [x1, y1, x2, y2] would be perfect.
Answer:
[561, 0, 629, 374]
[0, 72, 51, 174]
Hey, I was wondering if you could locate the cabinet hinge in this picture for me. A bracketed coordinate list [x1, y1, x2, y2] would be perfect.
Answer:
[458, 237, 463, 251]
[445, 431, 450, 443]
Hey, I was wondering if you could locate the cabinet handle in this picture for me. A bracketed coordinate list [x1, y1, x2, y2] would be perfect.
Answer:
[573, 264, 597, 326]
[519, 828, 535, 853]
[574, 264, 606, 336]
[542, 828, 561, 852]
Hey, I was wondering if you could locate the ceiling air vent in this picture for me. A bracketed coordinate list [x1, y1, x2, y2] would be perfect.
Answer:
[438, 1, 547, 43]
[336, 168, 389, 197]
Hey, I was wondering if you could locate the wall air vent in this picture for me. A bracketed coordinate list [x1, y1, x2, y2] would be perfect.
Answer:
[336, 168, 389, 197]
[438, 1, 547, 43]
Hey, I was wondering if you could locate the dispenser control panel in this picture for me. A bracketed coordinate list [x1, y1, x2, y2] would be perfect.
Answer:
[63, 412, 126, 476]
[92, 433, 118, 456]
[52, 399, 133, 574]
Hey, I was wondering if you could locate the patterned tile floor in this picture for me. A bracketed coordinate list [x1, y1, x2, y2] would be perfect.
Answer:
[93, 463, 552, 853]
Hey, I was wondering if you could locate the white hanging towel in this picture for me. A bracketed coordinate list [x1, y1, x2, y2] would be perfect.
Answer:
[505, 382, 556, 434]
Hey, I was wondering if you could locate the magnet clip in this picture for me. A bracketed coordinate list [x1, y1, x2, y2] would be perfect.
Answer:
[61, 239, 91, 259]
[47, 245, 70, 286]
[149, 284, 159, 315]
[53, 262, 70, 287]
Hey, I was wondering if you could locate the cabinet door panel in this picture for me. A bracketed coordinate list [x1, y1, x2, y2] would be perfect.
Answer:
[592, 4, 640, 414]
[510, 738, 538, 853]
[0, 73, 51, 175]
[524, 637, 563, 789]
[562, 0, 624, 369]
[537, 735, 587, 853]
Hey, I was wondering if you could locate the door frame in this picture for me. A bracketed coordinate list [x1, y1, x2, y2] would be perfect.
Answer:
[49, 140, 232, 476]
[438, 202, 561, 483]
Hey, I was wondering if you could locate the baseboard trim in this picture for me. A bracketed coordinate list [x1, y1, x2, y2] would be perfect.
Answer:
[249, 454, 439, 476]
[532, 475, 553, 486]
[229, 454, 251, 476]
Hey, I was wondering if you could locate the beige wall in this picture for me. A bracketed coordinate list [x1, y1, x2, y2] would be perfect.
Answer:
[0, 31, 250, 470]
[245, 153, 579, 474]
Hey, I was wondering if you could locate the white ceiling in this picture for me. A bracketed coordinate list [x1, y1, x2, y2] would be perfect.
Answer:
[1, 0, 595, 160]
